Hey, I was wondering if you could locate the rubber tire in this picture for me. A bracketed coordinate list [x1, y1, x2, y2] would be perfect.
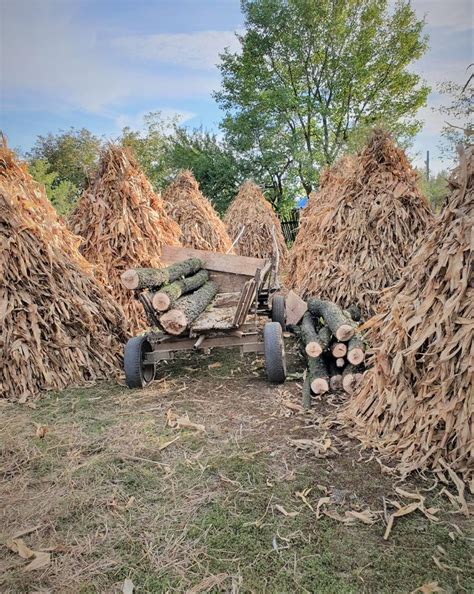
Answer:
[124, 335, 155, 389]
[264, 322, 287, 384]
[271, 295, 286, 330]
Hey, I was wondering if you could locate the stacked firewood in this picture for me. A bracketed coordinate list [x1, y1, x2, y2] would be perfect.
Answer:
[121, 258, 217, 336]
[296, 298, 366, 406]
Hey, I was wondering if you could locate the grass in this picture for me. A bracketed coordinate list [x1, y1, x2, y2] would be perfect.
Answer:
[0, 350, 472, 593]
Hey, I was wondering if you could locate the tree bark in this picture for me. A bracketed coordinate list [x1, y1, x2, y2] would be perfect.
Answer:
[308, 298, 356, 341]
[160, 281, 218, 335]
[347, 334, 365, 365]
[344, 304, 361, 322]
[308, 356, 329, 395]
[152, 269, 209, 312]
[302, 372, 312, 409]
[121, 258, 204, 290]
[300, 312, 321, 357]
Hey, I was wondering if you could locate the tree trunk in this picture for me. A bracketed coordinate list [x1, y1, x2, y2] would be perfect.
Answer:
[327, 357, 342, 392]
[342, 364, 364, 394]
[344, 304, 361, 322]
[300, 312, 322, 357]
[308, 356, 329, 395]
[347, 334, 365, 365]
[160, 281, 218, 335]
[121, 258, 204, 290]
[152, 269, 209, 312]
[308, 298, 356, 341]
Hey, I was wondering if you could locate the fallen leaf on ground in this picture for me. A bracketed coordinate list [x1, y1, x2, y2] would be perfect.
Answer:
[6, 538, 34, 559]
[384, 501, 421, 540]
[159, 435, 180, 450]
[410, 581, 445, 594]
[34, 423, 48, 438]
[282, 400, 303, 413]
[24, 551, 50, 571]
[166, 410, 205, 432]
[315, 496, 331, 519]
[208, 362, 222, 369]
[188, 572, 229, 594]
[295, 488, 314, 511]
[122, 577, 134, 594]
[274, 504, 299, 518]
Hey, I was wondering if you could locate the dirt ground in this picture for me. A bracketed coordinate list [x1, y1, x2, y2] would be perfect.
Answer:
[1, 343, 472, 593]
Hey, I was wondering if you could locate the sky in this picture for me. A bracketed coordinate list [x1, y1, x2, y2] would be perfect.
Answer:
[0, 0, 472, 174]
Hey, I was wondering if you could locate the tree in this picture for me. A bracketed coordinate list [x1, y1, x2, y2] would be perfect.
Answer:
[120, 111, 178, 190]
[28, 128, 102, 190]
[29, 159, 78, 215]
[164, 127, 244, 214]
[437, 76, 473, 159]
[215, 0, 430, 196]
[417, 169, 449, 212]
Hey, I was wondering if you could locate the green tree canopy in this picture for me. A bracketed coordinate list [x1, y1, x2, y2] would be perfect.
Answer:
[215, 0, 430, 197]
[27, 127, 102, 190]
[29, 159, 78, 216]
[437, 77, 473, 159]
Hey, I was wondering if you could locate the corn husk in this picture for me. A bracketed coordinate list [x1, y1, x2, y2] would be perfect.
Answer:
[287, 130, 433, 317]
[339, 145, 473, 487]
[224, 181, 288, 263]
[0, 141, 127, 402]
[69, 145, 181, 331]
[162, 170, 234, 253]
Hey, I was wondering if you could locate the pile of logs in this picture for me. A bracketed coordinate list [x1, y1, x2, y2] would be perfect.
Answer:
[297, 298, 366, 407]
[121, 258, 217, 336]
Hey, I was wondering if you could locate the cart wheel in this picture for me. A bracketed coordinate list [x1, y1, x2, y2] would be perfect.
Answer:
[271, 295, 286, 330]
[124, 335, 155, 388]
[264, 322, 287, 384]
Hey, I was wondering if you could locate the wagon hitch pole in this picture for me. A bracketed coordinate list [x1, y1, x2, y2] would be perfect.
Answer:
[193, 334, 205, 350]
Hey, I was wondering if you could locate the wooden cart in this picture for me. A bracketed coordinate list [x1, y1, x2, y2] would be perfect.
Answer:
[124, 245, 287, 388]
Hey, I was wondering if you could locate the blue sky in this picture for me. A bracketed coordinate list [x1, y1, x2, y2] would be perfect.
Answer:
[1, 0, 472, 173]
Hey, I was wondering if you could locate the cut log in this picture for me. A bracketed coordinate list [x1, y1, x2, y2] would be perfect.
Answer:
[160, 281, 218, 335]
[342, 364, 364, 394]
[329, 374, 343, 391]
[345, 304, 361, 322]
[300, 312, 321, 357]
[308, 298, 356, 341]
[121, 258, 204, 290]
[336, 357, 345, 368]
[331, 342, 347, 358]
[152, 269, 209, 312]
[308, 356, 329, 395]
[347, 334, 365, 365]
[302, 372, 312, 409]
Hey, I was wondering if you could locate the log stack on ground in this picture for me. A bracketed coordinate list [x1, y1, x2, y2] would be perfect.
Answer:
[288, 130, 434, 317]
[338, 146, 473, 486]
[163, 170, 234, 253]
[297, 297, 366, 405]
[224, 181, 288, 263]
[121, 258, 218, 336]
[0, 140, 127, 402]
[69, 145, 181, 332]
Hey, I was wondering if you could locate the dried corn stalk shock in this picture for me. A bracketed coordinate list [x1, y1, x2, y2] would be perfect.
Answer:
[163, 170, 234, 253]
[224, 180, 288, 263]
[69, 145, 181, 332]
[287, 130, 434, 317]
[339, 146, 473, 489]
[0, 141, 127, 403]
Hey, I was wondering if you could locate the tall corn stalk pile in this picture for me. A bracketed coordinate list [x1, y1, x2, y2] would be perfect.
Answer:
[70, 145, 181, 331]
[0, 141, 127, 402]
[163, 170, 234, 253]
[224, 180, 288, 262]
[288, 156, 356, 289]
[287, 130, 433, 317]
[339, 146, 473, 487]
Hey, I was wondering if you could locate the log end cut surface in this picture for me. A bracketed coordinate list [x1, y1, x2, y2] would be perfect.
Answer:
[121, 269, 139, 290]
[348, 348, 365, 365]
[160, 310, 188, 335]
[152, 292, 171, 312]
[311, 378, 329, 394]
[335, 324, 355, 341]
[305, 342, 323, 358]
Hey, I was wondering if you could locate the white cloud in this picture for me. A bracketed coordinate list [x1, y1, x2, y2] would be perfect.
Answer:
[114, 30, 241, 70]
[411, 0, 473, 32]
[0, 0, 221, 114]
[115, 108, 196, 133]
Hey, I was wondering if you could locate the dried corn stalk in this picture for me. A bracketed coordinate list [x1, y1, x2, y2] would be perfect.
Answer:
[224, 180, 288, 263]
[339, 146, 473, 487]
[288, 130, 433, 317]
[0, 141, 127, 402]
[163, 170, 234, 253]
[69, 145, 181, 331]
